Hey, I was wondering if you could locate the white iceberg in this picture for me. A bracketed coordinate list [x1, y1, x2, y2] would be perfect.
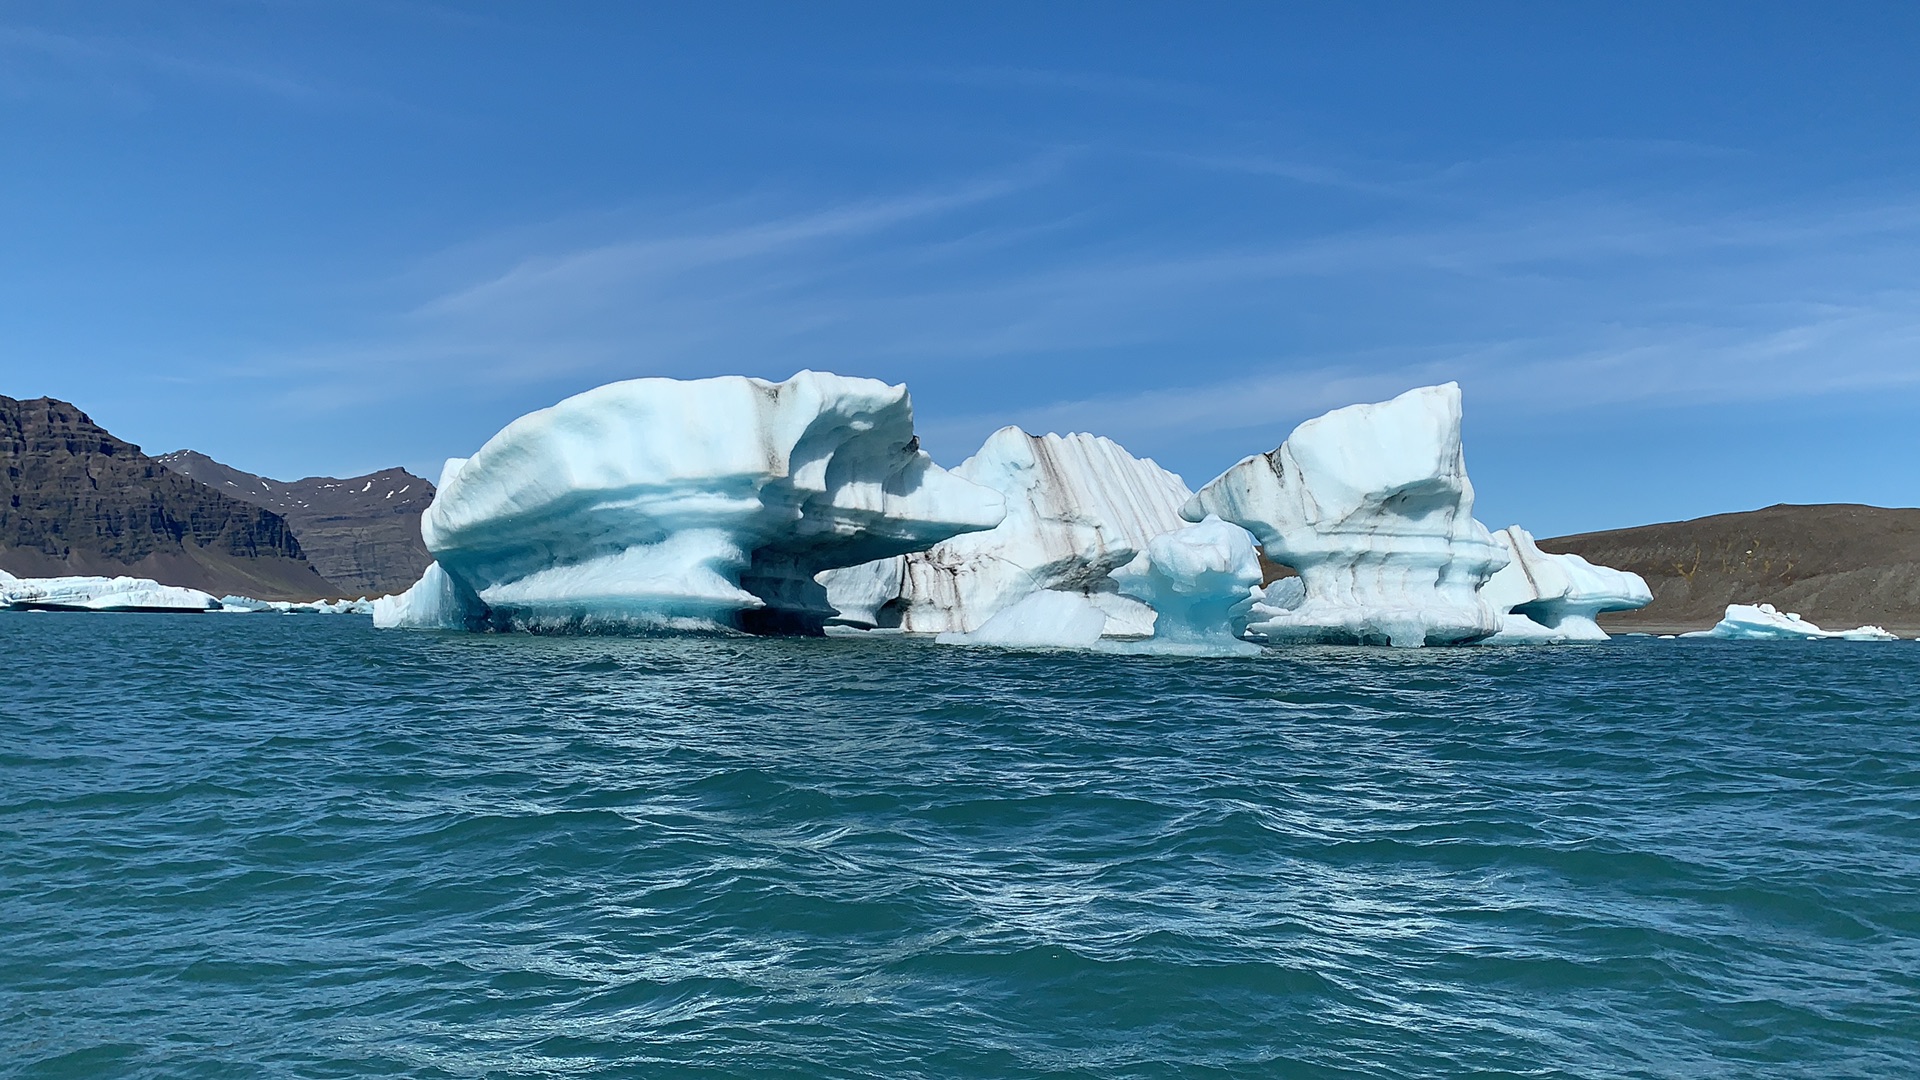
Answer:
[221, 595, 376, 615]
[822, 427, 1192, 636]
[1682, 603, 1898, 641]
[376, 372, 1005, 633]
[1478, 526, 1652, 643]
[1184, 383, 1507, 647]
[0, 571, 220, 612]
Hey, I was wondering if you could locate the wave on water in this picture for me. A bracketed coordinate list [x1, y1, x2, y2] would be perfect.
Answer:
[3, 615, 1917, 1077]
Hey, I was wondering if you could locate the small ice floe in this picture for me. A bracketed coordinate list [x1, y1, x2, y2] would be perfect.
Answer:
[1681, 603, 1897, 641]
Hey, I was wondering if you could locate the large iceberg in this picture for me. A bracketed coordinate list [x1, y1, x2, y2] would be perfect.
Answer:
[1478, 526, 1652, 643]
[1184, 383, 1507, 647]
[1681, 603, 1898, 641]
[375, 372, 1006, 633]
[822, 427, 1192, 636]
[0, 570, 221, 612]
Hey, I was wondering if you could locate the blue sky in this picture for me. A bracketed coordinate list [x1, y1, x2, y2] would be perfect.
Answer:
[3, 2, 1918, 536]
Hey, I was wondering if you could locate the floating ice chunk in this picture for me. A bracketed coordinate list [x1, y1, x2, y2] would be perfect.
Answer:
[373, 561, 488, 630]
[933, 589, 1109, 651]
[1, 573, 220, 612]
[385, 372, 1004, 634]
[1681, 603, 1898, 641]
[1478, 526, 1652, 644]
[1184, 383, 1506, 647]
[823, 427, 1192, 636]
[216, 595, 277, 613]
[1107, 516, 1263, 657]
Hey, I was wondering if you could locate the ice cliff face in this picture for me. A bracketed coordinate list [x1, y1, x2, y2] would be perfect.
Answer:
[1479, 526, 1652, 643]
[1184, 383, 1507, 647]
[821, 427, 1192, 635]
[375, 372, 1005, 633]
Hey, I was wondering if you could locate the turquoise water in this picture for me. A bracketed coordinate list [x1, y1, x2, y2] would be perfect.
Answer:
[2, 616, 1917, 1078]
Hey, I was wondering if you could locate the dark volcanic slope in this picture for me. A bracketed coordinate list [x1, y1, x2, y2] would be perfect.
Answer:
[1543, 503, 1920, 634]
[156, 450, 434, 596]
[0, 396, 338, 600]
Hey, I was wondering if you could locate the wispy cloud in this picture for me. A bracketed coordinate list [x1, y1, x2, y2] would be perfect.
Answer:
[412, 164, 1061, 324]
[212, 137, 1920, 484]
[915, 289, 1920, 470]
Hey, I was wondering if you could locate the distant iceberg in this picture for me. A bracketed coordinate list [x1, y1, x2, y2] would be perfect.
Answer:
[1682, 603, 1898, 641]
[375, 372, 1005, 633]
[1479, 526, 1652, 643]
[0, 569, 220, 612]
[219, 595, 375, 615]
[1185, 384, 1507, 647]
[822, 427, 1192, 637]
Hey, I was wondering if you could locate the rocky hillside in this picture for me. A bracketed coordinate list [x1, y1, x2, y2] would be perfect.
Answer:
[0, 396, 338, 599]
[1543, 504, 1920, 635]
[155, 450, 434, 596]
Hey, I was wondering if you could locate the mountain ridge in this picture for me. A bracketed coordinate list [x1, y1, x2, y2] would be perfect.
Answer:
[1543, 503, 1920, 635]
[155, 450, 434, 596]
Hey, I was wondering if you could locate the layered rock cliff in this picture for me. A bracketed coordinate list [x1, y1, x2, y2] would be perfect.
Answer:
[0, 396, 337, 599]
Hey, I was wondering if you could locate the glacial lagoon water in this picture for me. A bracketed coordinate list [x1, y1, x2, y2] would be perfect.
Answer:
[2, 614, 1917, 1078]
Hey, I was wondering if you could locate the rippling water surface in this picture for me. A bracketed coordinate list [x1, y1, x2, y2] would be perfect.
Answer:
[3, 615, 1917, 1077]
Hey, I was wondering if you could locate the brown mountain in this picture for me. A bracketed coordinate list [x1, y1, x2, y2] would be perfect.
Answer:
[0, 395, 339, 599]
[1542, 503, 1920, 635]
[155, 450, 434, 596]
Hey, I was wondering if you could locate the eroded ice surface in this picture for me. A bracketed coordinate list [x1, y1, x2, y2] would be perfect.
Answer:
[1479, 526, 1652, 644]
[1106, 516, 1263, 657]
[936, 517, 1264, 657]
[822, 427, 1191, 636]
[1185, 383, 1506, 647]
[377, 372, 1005, 633]
[1682, 603, 1898, 641]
